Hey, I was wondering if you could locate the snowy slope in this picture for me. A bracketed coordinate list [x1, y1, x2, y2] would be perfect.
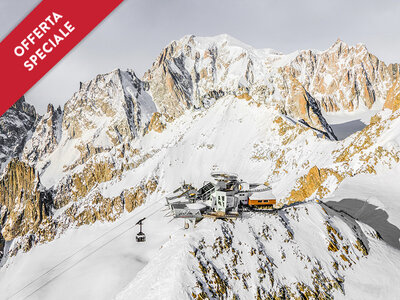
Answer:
[116, 202, 400, 300]
[325, 165, 400, 249]
[0, 195, 180, 299]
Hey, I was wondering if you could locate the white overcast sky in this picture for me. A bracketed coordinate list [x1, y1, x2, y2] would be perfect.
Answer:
[1, 0, 400, 114]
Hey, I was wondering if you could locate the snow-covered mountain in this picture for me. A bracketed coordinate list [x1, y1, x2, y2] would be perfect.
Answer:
[1, 34, 400, 299]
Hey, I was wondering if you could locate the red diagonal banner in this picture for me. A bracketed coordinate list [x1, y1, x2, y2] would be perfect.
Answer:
[0, 0, 123, 117]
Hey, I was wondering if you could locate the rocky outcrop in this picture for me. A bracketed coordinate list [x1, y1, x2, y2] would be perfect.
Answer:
[147, 112, 166, 133]
[0, 159, 52, 257]
[144, 42, 194, 119]
[287, 166, 344, 204]
[283, 76, 337, 139]
[123, 179, 158, 213]
[0, 96, 37, 172]
[0, 155, 158, 256]
[384, 79, 400, 112]
[22, 104, 62, 164]
[65, 192, 124, 226]
[70, 161, 116, 200]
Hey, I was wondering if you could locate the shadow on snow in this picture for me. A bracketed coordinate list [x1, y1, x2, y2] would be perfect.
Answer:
[325, 198, 400, 249]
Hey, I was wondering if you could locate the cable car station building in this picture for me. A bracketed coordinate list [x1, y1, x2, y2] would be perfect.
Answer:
[167, 172, 277, 221]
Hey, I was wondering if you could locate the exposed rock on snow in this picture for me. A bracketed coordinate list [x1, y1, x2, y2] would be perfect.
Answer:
[384, 79, 400, 112]
[0, 96, 37, 172]
[144, 34, 399, 138]
[116, 202, 399, 300]
[22, 104, 63, 165]
[62, 69, 156, 144]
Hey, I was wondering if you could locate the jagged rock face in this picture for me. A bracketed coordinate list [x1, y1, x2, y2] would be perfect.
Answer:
[0, 96, 37, 172]
[144, 43, 194, 119]
[282, 76, 337, 139]
[69, 161, 117, 201]
[144, 36, 400, 132]
[0, 159, 52, 258]
[147, 112, 167, 133]
[287, 166, 344, 204]
[146, 35, 383, 138]
[62, 69, 156, 146]
[284, 40, 399, 112]
[22, 104, 62, 164]
[384, 79, 400, 112]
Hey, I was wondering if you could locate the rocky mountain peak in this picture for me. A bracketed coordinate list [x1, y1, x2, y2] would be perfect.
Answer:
[62, 68, 156, 143]
[15, 68, 160, 182]
[143, 35, 342, 137]
[329, 38, 349, 52]
[11, 96, 37, 117]
[47, 103, 54, 114]
[0, 96, 37, 172]
[287, 39, 395, 113]
[46, 103, 61, 115]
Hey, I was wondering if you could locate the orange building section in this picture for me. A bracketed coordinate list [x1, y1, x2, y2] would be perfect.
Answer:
[248, 199, 276, 206]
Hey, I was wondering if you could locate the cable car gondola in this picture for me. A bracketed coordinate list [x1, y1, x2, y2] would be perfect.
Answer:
[135, 218, 146, 242]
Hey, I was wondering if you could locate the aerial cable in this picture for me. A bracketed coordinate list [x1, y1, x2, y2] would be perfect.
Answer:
[7, 196, 165, 300]
[22, 207, 161, 300]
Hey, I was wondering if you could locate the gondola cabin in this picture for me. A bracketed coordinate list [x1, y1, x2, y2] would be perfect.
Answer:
[135, 218, 146, 242]
[136, 232, 146, 242]
[248, 190, 277, 209]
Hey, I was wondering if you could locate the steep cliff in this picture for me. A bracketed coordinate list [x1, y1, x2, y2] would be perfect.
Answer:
[384, 79, 400, 112]
[0, 159, 52, 258]
[0, 97, 37, 172]
[287, 39, 399, 112]
[22, 104, 62, 165]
